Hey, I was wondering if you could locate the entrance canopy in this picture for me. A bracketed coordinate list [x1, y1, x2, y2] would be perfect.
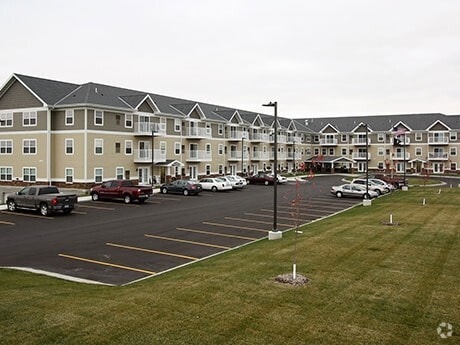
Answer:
[154, 159, 184, 167]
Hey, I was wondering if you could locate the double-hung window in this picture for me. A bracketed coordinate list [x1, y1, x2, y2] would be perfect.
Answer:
[23, 139, 36, 154]
[23, 167, 37, 182]
[95, 110, 103, 126]
[0, 112, 13, 127]
[0, 140, 12, 154]
[94, 139, 103, 155]
[65, 139, 74, 155]
[65, 110, 74, 126]
[23, 111, 37, 126]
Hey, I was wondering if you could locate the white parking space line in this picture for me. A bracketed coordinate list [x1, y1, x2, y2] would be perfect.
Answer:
[0, 220, 15, 225]
[77, 205, 115, 211]
[176, 227, 257, 241]
[244, 212, 310, 223]
[144, 234, 230, 249]
[1, 211, 54, 219]
[202, 221, 268, 233]
[224, 217, 294, 228]
[106, 242, 198, 261]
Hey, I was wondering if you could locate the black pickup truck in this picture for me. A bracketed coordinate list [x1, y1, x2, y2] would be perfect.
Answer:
[6, 185, 78, 216]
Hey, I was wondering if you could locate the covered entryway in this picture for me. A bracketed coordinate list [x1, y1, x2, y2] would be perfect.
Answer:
[154, 160, 185, 183]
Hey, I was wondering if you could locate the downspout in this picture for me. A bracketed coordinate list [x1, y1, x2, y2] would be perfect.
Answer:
[84, 108, 88, 182]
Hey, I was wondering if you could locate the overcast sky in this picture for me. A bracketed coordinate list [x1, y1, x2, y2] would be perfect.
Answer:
[2, 0, 460, 118]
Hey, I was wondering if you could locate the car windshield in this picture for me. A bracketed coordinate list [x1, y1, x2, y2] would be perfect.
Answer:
[216, 178, 226, 182]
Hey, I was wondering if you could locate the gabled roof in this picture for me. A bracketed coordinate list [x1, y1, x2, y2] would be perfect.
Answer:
[12, 73, 79, 106]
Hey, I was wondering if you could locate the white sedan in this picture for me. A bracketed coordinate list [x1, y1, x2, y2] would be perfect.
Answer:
[223, 175, 246, 189]
[198, 177, 232, 192]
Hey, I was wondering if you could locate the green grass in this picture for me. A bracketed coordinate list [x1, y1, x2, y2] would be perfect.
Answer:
[1, 187, 459, 345]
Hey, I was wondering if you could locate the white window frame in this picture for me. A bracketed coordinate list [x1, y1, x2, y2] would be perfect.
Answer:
[125, 140, 132, 155]
[450, 132, 457, 141]
[0, 166, 13, 181]
[23, 139, 36, 155]
[450, 147, 457, 156]
[377, 133, 384, 142]
[218, 124, 224, 135]
[415, 132, 423, 141]
[95, 110, 104, 126]
[65, 168, 74, 184]
[116, 167, 124, 180]
[65, 138, 74, 155]
[23, 111, 37, 127]
[175, 142, 181, 155]
[94, 139, 103, 155]
[94, 168, 103, 183]
[205, 164, 211, 175]
[218, 144, 224, 155]
[174, 119, 181, 132]
[377, 147, 384, 156]
[415, 147, 422, 156]
[0, 140, 13, 154]
[23, 167, 37, 182]
[0, 112, 13, 127]
[125, 114, 133, 128]
[65, 109, 74, 126]
[450, 162, 457, 171]
[341, 134, 348, 142]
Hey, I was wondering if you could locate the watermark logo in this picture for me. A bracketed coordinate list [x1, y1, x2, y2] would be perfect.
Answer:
[437, 322, 453, 339]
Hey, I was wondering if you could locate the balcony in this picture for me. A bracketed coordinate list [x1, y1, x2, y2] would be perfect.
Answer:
[269, 152, 287, 160]
[134, 122, 167, 136]
[319, 138, 338, 146]
[269, 135, 287, 144]
[184, 126, 212, 139]
[391, 152, 410, 160]
[133, 149, 166, 163]
[287, 152, 302, 160]
[428, 136, 449, 145]
[249, 133, 270, 142]
[187, 150, 212, 161]
[352, 152, 371, 160]
[251, 152, 270, 160]
[226, 131, 248, 141]
[227, 151, 250, 161]
[428, 152, 449, 160]
[352, 138, 371, 146]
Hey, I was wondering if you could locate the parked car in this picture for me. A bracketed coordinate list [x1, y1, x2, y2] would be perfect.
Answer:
[269, 174, 288, 184]
[160, 180, 203, 196]
[90, 179, 153, 203]
[351, 178, 387, 195]
[222, 175, 245, 189]
[246, 172, 276, 185]
[372, 173, 407, 188]
[6, 185, 78, 216]
[330, 183, 378, 199]
[199, 177, 232, 192]
[369, 178, 395, 192]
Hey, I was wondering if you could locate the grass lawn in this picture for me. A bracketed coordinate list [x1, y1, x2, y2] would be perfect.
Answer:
[0, 187, 459, 345]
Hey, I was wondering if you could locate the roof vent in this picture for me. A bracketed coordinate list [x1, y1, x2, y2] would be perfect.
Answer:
[95, 87, 98, 93]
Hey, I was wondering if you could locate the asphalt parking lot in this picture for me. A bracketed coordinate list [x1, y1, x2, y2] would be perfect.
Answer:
[0, 175, 363, 285]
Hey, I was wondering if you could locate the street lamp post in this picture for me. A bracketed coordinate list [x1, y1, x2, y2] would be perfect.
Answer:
[262, 101, 281, 239]
[151, 123, 157, 187]
[241, 135, 244, 176]
[363, 123, 372, 206]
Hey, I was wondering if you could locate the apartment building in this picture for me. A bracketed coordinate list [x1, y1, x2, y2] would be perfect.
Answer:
[1, 73, 459, 188]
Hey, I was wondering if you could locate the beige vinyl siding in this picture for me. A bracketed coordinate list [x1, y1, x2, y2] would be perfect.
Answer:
[51, 109, 86, 130]
[51, 133, 86, 181]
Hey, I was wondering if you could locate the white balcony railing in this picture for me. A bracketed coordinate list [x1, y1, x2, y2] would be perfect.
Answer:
[228, 151, 250, 160]
[428, 136, 449, 144]
[185, 126, 212, 138]
[250, 133, 270, 142]
[352, 138, 371, 145]
[226, 131, 248, 140]
[352, 152, 371, 160]
[134, 122, 167, 136]
[187, 150, 212, 161]
[391, 152, 410, 160]
[251, 152, 270, 160]
[133, 149, 166, 162]
[319, 138, 338, 145]
[428, 152, 449, 160]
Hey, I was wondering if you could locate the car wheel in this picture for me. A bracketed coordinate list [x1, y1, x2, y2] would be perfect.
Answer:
[161, 187, 168, 194]
[264, 180, 269, 186]
[363, 193, 371, 200]
[336, 191, 343, 198]
[183, 189, 189, 196]
[211, 186, 218, 192]
[7, 200, 17, 212]
[91, 193, 99, 201]
[384, 187, 390, 193]
[375, 189, 382, 196]
[40, 203, 50, 216]
[123, 194, 132, 204]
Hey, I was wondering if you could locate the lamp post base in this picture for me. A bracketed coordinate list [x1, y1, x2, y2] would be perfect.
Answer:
[363, 199, 372, 206]
[268, 231, 283, 240]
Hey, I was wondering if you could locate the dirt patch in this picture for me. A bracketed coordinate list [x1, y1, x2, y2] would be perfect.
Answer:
[275, 273, 310, 286]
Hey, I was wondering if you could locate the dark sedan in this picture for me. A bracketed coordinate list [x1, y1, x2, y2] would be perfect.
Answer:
[160, 180, 203, 196]
[246, 172, 275, 185]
